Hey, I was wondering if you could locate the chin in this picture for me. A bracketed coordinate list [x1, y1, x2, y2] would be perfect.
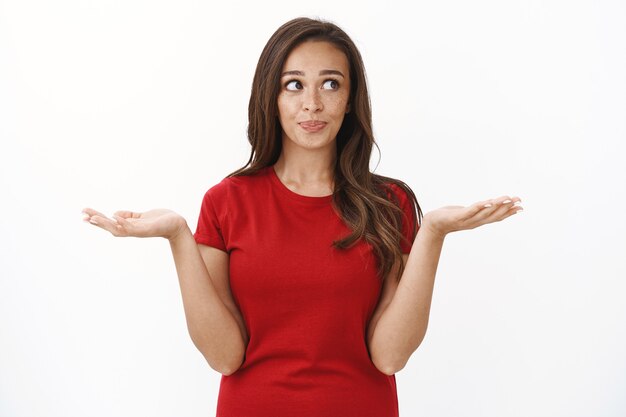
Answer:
[281, 128, 338, 151]
[297, 137, 335, 150]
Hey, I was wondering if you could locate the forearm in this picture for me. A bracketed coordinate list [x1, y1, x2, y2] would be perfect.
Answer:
[369, 227, 445, 374]
[168, 224, 245, 375]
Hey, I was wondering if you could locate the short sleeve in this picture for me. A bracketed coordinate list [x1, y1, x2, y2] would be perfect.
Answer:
[388, 183, 419, 254]
[193, 188, 227, 252]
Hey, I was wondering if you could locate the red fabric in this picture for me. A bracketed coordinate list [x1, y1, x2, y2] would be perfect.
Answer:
[194, 165, 417, 417]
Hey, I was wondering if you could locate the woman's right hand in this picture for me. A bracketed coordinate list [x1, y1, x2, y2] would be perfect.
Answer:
[82, 208, 188, 241]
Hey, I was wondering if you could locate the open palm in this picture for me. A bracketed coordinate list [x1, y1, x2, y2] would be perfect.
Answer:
[423, 195, 523, 238]
[82, 207, 186, 240]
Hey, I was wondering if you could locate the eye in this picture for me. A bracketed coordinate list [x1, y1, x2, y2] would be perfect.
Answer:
[322, 79, 340, 90]
[285, 80, 302, 91]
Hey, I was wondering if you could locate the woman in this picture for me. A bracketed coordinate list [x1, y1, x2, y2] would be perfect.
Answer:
[82, 17, 522, 417]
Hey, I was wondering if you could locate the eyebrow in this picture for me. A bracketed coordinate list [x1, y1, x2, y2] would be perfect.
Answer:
[281, 69, 345, 78]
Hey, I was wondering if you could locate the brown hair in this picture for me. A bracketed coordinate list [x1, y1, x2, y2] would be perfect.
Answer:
[227, 17, 423, 282]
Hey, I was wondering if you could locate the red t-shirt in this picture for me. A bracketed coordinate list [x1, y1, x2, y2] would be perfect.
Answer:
[194, 165, 417, 417]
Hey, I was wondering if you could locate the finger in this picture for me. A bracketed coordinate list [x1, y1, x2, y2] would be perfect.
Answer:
[113, 210, 141, 219]
[474, 196, 511, 217]
[488, 195, 514, 206]
[112, 214, 147, 237]
[484, 199, 524, 223]
[82, 208, 111, 226]
[468, 195, 515, 224]
[112, 214, 134, 229]
[473, 195, 513, 211]
[465, 199, 496, 218]
[490, 196, 515, 214]
[498, 204, 524, 221]
[491, 196, 522, 215]
[89, 214, 127, 236]
[82, 207, 109, 219]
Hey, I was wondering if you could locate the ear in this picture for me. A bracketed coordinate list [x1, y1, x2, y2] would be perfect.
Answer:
[345, 101, 351, 114]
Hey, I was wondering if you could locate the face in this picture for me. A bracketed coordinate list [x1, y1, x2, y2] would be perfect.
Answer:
[277, 41, 351, 154]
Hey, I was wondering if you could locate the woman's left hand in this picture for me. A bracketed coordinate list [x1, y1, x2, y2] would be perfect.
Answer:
[422, 195, 523, 239]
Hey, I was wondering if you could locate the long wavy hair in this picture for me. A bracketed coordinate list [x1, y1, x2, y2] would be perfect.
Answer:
[227, 17, 423, 282]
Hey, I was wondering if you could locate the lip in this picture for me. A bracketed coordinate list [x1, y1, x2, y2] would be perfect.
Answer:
[299, 121, 327, 132]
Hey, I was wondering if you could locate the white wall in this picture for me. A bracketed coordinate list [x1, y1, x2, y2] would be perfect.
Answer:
[1, 0, 624, 416]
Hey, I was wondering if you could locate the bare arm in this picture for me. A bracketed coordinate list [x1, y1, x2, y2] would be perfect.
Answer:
[82, 208, 246, 375]
[367, 195, 523, 375]
[169, 223, 247, 375]
[367, 230, 443, 375]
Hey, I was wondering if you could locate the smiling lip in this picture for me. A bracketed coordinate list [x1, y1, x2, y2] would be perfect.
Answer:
[299, 121, 327, 132]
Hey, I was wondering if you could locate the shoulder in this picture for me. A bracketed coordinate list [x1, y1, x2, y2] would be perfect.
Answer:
[373, 174, 414, 206]
[374, 175, 420, 224]
[203, 166, 272, 202]
[386, 182, 409, 201]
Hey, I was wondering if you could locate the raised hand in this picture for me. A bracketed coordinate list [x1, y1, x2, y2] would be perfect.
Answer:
[82, 207, 187, 240]
[422, 195, 523, 238]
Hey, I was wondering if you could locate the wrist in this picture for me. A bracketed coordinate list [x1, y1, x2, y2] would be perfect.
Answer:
[421, 217, 448, 241]
[167, 217, 191, 243]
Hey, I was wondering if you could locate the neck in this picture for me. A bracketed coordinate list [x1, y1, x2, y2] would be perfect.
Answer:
[272, 141, 336, 194]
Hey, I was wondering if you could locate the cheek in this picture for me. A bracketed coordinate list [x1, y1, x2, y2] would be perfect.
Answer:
[326, 95, 350, 116]
[277, 97, 299, 120]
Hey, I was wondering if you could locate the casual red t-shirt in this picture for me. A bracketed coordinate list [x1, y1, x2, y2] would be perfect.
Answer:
[193, 165, 417, 417]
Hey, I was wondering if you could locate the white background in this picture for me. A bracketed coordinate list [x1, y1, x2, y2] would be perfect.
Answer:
[1, 0, 624, 416]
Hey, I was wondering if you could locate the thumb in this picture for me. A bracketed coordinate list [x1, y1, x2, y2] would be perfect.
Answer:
[112, 214, 129, 227]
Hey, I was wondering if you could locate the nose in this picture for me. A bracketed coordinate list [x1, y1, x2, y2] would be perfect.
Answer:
[303, 88, 323, 112]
